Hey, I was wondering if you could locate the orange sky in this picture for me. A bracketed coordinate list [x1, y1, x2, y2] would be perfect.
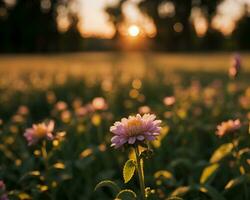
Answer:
[75, 0, 250, 38]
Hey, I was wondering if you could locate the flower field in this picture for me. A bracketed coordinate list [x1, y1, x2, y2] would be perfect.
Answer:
[0, 53, 250, 200]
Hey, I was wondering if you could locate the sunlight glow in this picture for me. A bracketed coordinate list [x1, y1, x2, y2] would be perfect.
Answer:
[128, 25, 140, 37]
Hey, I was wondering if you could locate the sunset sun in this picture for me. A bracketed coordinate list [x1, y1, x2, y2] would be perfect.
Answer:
[128, 25, 140, 37]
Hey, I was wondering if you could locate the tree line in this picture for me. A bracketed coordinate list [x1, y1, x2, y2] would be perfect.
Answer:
[0, 0, 250, 52]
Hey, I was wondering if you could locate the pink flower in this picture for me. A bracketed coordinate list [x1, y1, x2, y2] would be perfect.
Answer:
[17, 105, 29, 115]
[0, 181, 6, 191]
[163, 96, 175, 106]
[0, 180, 8, 200]
[110, 114, 161, 148]
[24, 121, 54, 145]
[216, 119, 241, 137]
[75, 107, 87, 117]
[55, 101, 67, 111]
[229, 54, 241, 78]
[0, 194, 8, 200]
[92, 97, 107, 111]
[138, 106, 151, 114]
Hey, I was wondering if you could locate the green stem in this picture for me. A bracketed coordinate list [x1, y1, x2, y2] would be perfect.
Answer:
[232, 134, 248, 200]
[41, 140, 49, 171]
[231, 137, 243, 175]
[41, 140, 55, 200]
[244, 183, 249, 200]
[135, 146, 146, 200]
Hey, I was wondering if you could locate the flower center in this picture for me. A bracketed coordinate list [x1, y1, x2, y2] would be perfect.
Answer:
[127, 119, 143, 136]
[35, 124, 47, 138]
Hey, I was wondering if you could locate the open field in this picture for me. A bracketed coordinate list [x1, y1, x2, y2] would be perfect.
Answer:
[0, 53, 250, 200]
[1, 52, 250, 74]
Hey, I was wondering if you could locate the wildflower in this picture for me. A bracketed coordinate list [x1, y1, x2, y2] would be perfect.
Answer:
[138, 106, 151, 114]
[17, 105, 29, 116]
[0, 194, 8, 200]
[229, 54, 241, 78]
[75, 107, 87, 117]
[24, 121, 54, 145]
[85, 103, 95, 113]
[0, 181, 6, 191]
[92, 97, 107, 111]
[72, 99, 82, 109]
[216, 119, 241, 137]
[110, 114, 161, 148]
[163, 96, 175, 106]
[46, 91, 56, 104]
[12, 114, 24, 123]
[61, 110, 71, 123]
[0, 180, 8, 200]
[55, 101, 67, 111]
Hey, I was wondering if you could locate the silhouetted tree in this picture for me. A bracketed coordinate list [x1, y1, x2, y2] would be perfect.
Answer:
[198, 0, 225, 50]
[139, 0, 195, 50]
[233, 5, 250, 50]
[59, 14, 84, 51]
[105, 0, 126, 39]
[0, 0, 83, 52]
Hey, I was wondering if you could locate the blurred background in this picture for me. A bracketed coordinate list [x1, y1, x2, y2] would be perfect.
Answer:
[0, 0, 250, 52]
[1, 1, 250, 199]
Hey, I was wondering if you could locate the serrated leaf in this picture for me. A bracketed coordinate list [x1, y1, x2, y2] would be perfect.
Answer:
[200, 163, 219, 184]
[224, 175, 248, 190]
[95, 180, 120, 195]
[116, 189, 137, 200]
[123, 159, 136, 183]
[210, 143, 233, 163]
[171, 186, 190, 197]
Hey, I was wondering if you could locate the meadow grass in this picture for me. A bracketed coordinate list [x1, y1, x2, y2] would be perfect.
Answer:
[0, 53, 249, 200]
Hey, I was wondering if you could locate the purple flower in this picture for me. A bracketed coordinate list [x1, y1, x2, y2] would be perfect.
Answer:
[110, 114, 161, 148]
[0, 181, 8, 200]
[229, 54, 241, 78]
[24, 121, 54, 145]
[0, 194, 8, 200]
[0, 181, 5, 191]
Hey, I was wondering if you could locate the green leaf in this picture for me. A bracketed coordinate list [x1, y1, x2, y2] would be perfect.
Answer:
[200, 163, 219, 184]
[95, 180, 120, 195]
[210, 143, 233, 163]
[170, 158, 192, 170]
[75, 156, 95, 170]
[116, 189, 137, 200]
[224, 175, 250, 190]
[123, 159, 136, 183]
[199, 185, 226, 200]
[18, 193, 32, 200]
[154, 170, 174, 179]
[154, 170, 176, 186]
[19, 171, 42, 182]
[238, 148, 250, 156]
[166, 197, 184, 200]
[171, 186, 190, 197]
